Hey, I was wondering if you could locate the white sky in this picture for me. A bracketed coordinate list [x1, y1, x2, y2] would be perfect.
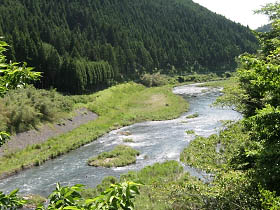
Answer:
[192, 0, 278, 29]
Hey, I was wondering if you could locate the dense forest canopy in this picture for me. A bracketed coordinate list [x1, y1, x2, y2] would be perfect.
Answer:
[0, 0, 258, 93]
[256, 23, 272, 32]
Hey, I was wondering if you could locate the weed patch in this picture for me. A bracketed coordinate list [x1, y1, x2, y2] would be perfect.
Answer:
[88, 145, 140, 167]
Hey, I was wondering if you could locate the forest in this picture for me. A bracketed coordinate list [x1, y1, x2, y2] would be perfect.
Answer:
[0, 0, 258, 93]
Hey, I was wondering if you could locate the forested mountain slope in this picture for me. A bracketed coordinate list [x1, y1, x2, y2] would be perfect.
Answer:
[0, 0, 258, 93]
[256, 24, 272, 32]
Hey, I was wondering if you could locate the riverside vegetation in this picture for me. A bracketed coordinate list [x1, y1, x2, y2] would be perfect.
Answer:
[1, 2, 280, 209]
[88, 145, 140, 168]
[0, 39, 186, 208]
[0, 82, 188, 177]
[0, 39, 188, 177]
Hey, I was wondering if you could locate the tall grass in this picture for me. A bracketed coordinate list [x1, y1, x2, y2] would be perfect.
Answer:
[88, 145, 140, 167]
[0, 82, 188, 177]
[0, 86, 75, 133]
[121, 161, 206, 210]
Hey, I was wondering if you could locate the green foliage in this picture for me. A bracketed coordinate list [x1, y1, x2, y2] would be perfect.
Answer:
[241, 105, 280, 192]
[255, 24, 272, 33]
[82, 177, 118, 200]
[0, 0, 258, 93]
[59, 58, 115, 94]
[259, 186, 280, 210]
[85, 182, 142, 210]
[0, 189, 26, 209]
[123, 138, 134, 143]
[37, 183, 85, 210]
[0, 86, 74, 133]
[185, 130, 195, 135]
[177, 73, 221, 83]
[185, 113, 199, 119]
[204, 171, 260, 210]
[88, 145, 140, 167]
[0, 41, 41, 96]
[117, 158, 260, 209]
[120, 161, 184, 185]
[138, 73, 168, 87]
[180, 122, 249, 173]
[211, 77, 247, 112]
[37, 181, 141, 210]
[237, 3, 280, 117]
[0, 131, 9, 147]
[232, 2, 280, 196]
[179, 122, 261, 209]
[120, 161, 191, 209]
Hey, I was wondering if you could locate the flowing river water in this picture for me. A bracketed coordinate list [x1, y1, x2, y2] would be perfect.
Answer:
[0, 84, 242, 197]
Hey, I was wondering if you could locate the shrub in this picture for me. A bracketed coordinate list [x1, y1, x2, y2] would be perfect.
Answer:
[0, 86, 74, 133]
[139, 73, 168, 87]
[0, 189, 25, 209]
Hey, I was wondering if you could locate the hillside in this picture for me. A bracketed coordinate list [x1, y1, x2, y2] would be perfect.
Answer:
[0, 0, 258, 93]
[256, 23, 272, 32]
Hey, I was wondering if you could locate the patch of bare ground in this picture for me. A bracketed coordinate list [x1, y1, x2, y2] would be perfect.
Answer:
[144, 93, 167, 107]
[0, 108, 97, 157]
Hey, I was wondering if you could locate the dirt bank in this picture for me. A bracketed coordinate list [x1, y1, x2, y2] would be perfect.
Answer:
[0, 108, 97, 157]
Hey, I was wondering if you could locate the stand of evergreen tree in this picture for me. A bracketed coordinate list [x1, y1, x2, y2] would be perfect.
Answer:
[0, 0, 258, 93]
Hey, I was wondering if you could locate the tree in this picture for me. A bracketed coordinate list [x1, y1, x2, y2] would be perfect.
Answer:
[0, 40, 41, 96]
[235, 2, 280, 195]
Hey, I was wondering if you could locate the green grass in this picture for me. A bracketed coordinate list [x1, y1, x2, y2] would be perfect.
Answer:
[185, 113, 199, 119]
[185, 130, 195, 135]
[88, 145, 140, 167]
[199, 77, 237, 88]
[121, 161, 208, 210]
[123, 138, 134, 143]
[0, 82, 188, 177]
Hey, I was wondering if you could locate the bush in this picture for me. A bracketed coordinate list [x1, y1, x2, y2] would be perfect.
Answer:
[36, 181, 141, 210]
[0, 189, 25, 209]
[139, 73, 168, 87]
[0, 86, 74, 133]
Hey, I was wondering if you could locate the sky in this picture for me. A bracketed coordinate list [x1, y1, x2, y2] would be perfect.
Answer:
[192, 0, 278, 29]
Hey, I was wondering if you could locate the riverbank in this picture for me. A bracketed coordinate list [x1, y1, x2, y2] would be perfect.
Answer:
[0, 82, 188, 178]
[0, 108, 98, 157]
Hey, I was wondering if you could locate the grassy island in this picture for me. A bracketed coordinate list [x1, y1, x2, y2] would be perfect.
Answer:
[88, 145, 140, 168]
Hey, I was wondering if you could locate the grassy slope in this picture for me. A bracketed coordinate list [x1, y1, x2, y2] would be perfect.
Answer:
[0, 82, 188, 177]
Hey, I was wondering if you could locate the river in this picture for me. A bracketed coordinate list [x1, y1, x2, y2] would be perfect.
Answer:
[0, 84, 242, 197]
